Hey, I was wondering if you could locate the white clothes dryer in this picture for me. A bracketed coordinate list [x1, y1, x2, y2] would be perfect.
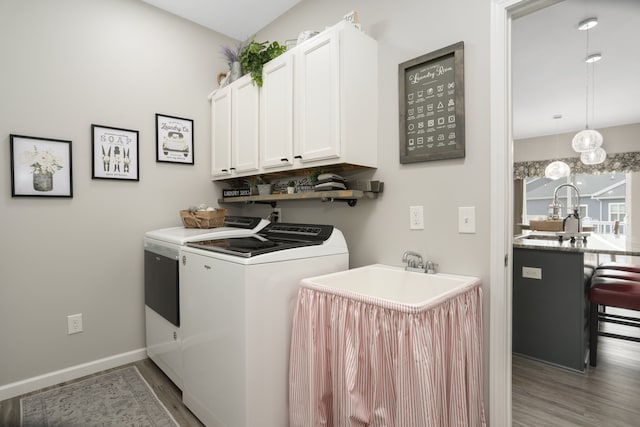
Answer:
[143, 216, 269, 389]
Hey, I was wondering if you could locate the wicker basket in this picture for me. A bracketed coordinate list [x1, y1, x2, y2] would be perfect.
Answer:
[180, 208, 226, 229]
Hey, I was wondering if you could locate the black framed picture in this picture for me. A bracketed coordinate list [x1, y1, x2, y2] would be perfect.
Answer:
[155, 113, 194, 164]
[91, 124, 139, 181]
[398, 41, 465, 164]
[10, 134, 73, 197]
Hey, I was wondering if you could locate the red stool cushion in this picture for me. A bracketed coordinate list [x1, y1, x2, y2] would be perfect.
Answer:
[596, 262, 640, 273]
[589, 277, 640, 311]
[594, 269, 640, 282]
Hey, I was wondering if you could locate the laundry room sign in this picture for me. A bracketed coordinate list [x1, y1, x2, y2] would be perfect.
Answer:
[398, 42, 465, 164]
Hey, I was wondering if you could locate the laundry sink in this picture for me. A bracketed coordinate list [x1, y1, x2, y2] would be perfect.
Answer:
[299, 264, 480, 309]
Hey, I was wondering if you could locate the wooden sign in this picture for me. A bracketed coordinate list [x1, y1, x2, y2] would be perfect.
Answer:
[399, 42, 465, 163]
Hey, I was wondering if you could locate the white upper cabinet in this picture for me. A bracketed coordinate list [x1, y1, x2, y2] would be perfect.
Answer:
[231, 75, 260, 173]
[293, 21, 378, 169]
[294, 27, 341, 163]
[210, 75, 259, 179]
[211, 86, 232, 178]
[210, 21, 377, 181]
[260, 54, 294, 169]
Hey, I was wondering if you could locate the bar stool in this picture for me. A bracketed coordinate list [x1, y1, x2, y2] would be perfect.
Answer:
[596, 262, 640, 273]
[589, 264, 640, 367]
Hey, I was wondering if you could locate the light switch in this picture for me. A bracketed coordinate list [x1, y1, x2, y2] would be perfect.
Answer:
[458, 206, 476, 233]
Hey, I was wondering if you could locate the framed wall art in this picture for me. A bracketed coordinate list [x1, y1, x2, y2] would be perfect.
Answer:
[398, 41, 465, 164]
[10, 134, 73, 198]
[155, 113, 194, 164]
[91, 124, 139, 181]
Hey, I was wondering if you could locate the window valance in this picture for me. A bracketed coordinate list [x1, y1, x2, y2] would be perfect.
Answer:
[514, 151, 640, 179]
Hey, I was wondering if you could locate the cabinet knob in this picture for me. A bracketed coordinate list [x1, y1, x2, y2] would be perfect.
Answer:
[221, 169, 228, 172]
[294, 155, 302, 159]
[280, 158, 288, 162]
[230, 167, 236, 171]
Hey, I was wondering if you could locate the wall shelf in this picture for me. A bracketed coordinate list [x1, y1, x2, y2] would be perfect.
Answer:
[218, 190, 379, 208]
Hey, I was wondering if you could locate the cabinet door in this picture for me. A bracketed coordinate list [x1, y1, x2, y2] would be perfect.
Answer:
[231, 76, 260, 173]
[260, 54, 294, 169]
[295, 29, 341, 163]
[211, 87, 232, 178]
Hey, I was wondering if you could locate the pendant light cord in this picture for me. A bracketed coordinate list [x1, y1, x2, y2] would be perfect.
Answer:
[584, 27, 590, 129]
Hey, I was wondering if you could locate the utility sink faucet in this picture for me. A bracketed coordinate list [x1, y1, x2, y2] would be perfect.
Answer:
[402, 251, 438, 273]
[402, 250, 423, 268]
[402, 251, 424, 272]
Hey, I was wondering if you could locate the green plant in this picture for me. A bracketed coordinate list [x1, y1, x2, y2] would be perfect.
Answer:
[309, 169, 326, 183]
[288, 180, 296, 187]
[244, 175, 266, 187]
[238, 39, 287, 86]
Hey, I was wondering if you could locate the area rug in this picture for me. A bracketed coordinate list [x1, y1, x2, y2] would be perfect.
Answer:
[20, 366, 179, 427]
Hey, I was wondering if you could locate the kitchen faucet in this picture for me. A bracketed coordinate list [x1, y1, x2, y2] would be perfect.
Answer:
[553, 183, 584, 236]
[553, 183, 581, 216]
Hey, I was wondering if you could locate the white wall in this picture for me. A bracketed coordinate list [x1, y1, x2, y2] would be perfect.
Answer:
[242, 0, 493, 411]
[0, 0, 235, 386]
[514, 122, 640, 162]
[1, 0, 495, 418]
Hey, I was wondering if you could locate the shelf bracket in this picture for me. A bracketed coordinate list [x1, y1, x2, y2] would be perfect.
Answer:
[321, 197, 357, 207]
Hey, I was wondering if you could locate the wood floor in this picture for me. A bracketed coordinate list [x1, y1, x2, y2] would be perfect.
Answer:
[0, 358, 203, 427]
[513, 310, 640, 426]
[2, 329, 638, 427]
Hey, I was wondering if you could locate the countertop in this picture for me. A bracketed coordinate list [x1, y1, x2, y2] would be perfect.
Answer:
[513, 232, 640, 256]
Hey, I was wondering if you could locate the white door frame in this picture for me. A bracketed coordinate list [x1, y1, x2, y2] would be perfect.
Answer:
[489, 0, 559, 425]
[489, 2, 514, 424]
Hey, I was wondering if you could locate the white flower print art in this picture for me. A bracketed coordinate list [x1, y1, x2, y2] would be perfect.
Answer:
[10, 134, 73, 197]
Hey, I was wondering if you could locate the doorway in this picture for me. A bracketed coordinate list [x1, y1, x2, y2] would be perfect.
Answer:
[491, 0, 640, 425]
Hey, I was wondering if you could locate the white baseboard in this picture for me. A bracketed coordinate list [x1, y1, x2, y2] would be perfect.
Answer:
[0, 348, 147, 402]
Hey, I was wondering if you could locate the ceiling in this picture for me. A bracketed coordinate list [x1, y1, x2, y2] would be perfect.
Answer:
[141, 0, 640, 141]
[140, 0, 303, 41]
[512, 0, 640, 139]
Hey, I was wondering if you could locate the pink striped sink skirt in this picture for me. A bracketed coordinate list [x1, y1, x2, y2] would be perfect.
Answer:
[289, 283, 485, 426]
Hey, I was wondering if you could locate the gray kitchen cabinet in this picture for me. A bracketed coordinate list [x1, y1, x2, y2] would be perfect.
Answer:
[512, 247, 588, 372]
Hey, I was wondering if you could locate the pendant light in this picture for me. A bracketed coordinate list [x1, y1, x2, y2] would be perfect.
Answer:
[545, 114, 570, 180]
[581, 146, 606, 165]
[572, 17, 604, 153]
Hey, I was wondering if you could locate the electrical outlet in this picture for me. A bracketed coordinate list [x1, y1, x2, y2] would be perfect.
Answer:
[271, 208, 282, 223]
[409, 206, 424, 229]
[67, 313, 83, 334]
[522, 266, 542, 280]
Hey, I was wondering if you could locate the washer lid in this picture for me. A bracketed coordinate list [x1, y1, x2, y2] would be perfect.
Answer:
[144, 216, 269, 245]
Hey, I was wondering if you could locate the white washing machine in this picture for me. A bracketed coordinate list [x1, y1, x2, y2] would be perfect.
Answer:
[143, 216, 269, 389]
[180, 223, 349, 427]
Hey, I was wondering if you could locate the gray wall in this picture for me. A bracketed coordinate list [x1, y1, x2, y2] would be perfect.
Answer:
[0, 0, 494, 415]
[0, 0, 236, 385]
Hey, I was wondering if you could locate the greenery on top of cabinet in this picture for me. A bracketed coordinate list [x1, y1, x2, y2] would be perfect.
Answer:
[239, 39, 287, 87]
